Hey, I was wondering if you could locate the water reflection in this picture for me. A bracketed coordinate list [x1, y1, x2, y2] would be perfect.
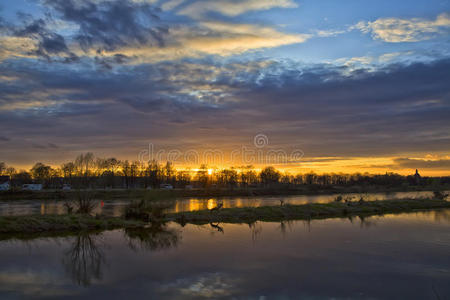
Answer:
[124, 223, 181, 251]
[209, 222, 224, 234]
[1, 191, 445, 217]
[63, 233, 105, 287]
[0, 210, 449, 299]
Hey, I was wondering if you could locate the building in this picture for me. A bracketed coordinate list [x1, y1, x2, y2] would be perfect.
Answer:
[0, 176, 10, 191]
[22, 184, 43, 191]
[160, 183, 174, 190]
[414, 169, 422, 185]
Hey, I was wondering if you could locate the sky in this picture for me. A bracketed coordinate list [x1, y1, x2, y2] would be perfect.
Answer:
[0, 0, 449, 175]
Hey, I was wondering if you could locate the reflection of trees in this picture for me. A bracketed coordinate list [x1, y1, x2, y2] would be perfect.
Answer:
[248, 222, 262, 242]
[358, 215, 376, 228]
[209, 222, 224, 234]
[62, 233, 105, 287]
[431, 210, 450, 223]
[124, 223, 180, 251]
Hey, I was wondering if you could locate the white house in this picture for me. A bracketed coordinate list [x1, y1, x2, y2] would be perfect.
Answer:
[62, 184, 71, 191]
[160, 183, 174, 190]
[22, 184, 43, 191]
[0, 182, 10, 191]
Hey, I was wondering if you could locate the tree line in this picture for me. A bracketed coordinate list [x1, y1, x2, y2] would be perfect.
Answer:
[0, 153, 448, 190]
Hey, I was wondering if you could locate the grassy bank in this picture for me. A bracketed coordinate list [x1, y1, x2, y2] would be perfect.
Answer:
[0, 198, 448, 235]
[167, 198, 450, 224]
[0, 214, 144, 234]
[1, 185, 449, 201]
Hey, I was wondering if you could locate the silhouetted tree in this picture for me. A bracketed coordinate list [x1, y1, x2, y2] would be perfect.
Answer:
[0, 162, 5, 175]
[260, 166, 280, 186]
[30, 162, 52, 185]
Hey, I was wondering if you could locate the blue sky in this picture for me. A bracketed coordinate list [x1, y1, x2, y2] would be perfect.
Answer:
[0, 0, 449, 174]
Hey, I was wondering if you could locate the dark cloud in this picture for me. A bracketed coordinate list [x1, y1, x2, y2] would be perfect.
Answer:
[44, 0, 167, 52]
[393, 158, 450, 170]
[0, 55, 449, 164]
[0, 136, 10, 141]
[13, 17, 72, 59]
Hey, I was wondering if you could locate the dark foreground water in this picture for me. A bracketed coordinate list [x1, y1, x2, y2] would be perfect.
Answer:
[0, 191, 441, 217]
[0, 210, 449, 299]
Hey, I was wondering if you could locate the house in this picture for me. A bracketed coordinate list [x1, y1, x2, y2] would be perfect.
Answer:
[62, 184, 71, 191]
[22, 184, 43, 191]
[160, 183, 174, 190]
[0, 176, 10, 191]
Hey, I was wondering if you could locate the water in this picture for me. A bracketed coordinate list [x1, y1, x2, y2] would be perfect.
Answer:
[0, 210, 449, 299]
[0, 191, 440, 217]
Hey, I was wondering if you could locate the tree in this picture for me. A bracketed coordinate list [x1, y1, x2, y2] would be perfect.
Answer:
[105, 158, 121, 188]
[61, 162, 75, 185]
[163, 161, 175, 184]
[145, 160, 161, 188]
[260, 166, 280, 186]
[176, 170, 191, 187]
[0, 162, 5, 175]
[30, 162, 52, 185]
[196, 164, 209, 188]
[5, 167, 16, 178]
[13, 171, 32, 186]
[217, 169, 238, 188]
[122, 160, 131, 189]
[75, 153, 95, 177]
[240, 166, 257, 187]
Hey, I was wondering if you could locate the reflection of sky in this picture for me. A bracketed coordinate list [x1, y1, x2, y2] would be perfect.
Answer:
[0, 211, 449, 299]
[1, 0, 450, 174]
[0, 191, 442, 216]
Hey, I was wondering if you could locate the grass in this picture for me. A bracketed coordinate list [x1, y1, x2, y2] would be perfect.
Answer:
[0, 214, 144, 234]
[166, 198, 450, 224]
[0, 197, 448, 236]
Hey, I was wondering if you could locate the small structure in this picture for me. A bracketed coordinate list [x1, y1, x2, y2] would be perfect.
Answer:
[62, 184, 71, 191]
[22, 184, 43, 191]
[414, 169, 422, 185]
[160, 183, 173, 190]
[0, 176, 10, 191]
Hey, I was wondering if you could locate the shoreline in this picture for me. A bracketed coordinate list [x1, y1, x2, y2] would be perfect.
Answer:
[1, 185, 448, 201]
[0, 198, 448, 237]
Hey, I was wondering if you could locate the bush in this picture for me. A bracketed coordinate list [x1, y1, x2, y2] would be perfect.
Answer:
[433, 191, 449, 200]
[124, 199, 172, 221]
[73, 191, 97, 214]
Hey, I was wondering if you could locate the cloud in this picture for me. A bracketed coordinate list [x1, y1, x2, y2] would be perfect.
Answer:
[161, 0, 186, 11]
[355, 13, 450, 42]
[0, 0, 306, 63]
[185, 21, 309, 55]
[12, 17, 75, 60]
[178, 0, 298, 18]
[1, 56, 449, 166]
[44, 0, 168, 51]
[82, 21, 308, 63]
[0, 36, 38, 61]
[393, 158, 450, 170]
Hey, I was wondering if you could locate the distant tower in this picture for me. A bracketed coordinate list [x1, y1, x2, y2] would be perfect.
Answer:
[414, 169, 421, 185]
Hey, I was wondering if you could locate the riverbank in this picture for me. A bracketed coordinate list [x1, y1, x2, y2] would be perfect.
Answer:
[0, 198, 448, 236]
[0, 214, 144, 235]
[1, 185, 448, 201]
[167, 198, 450, 224]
